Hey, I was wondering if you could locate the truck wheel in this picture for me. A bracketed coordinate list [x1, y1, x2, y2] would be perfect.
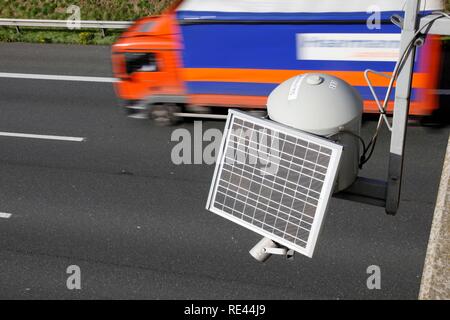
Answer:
[150, 104, 182, 126]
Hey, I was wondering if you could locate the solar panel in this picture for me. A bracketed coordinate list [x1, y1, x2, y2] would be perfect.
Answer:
[206, 110, 343, 258]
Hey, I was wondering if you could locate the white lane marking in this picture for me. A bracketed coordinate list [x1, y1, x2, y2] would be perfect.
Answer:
[0, 72, 447, 93]
[0, 212, 12, 219]
[0, 72, 116, 83]
[0, 131, 85, 142]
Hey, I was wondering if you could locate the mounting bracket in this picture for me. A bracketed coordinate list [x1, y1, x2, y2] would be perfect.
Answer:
[335, 0, 450, 215]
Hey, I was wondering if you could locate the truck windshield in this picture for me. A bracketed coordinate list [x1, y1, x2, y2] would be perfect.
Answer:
[125, 52, 158, 74]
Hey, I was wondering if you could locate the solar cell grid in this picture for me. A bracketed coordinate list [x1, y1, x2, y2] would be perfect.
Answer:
[207, 110, 342, 257]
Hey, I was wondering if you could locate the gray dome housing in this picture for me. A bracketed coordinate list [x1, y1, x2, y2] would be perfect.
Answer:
[267, 73, 363, 192]
[267, 73, 363, 136]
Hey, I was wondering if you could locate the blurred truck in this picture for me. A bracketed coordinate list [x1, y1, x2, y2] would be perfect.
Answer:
[111, 0, 444, 123]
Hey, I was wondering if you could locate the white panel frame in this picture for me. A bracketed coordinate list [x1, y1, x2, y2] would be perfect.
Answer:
[206, 110, 343, 258]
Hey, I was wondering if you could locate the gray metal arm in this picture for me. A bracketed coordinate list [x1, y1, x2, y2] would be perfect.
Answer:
[337, 0, 450, 215]
[385, 0, 422, 214]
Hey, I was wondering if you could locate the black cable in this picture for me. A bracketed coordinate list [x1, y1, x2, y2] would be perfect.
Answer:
[339, 130, 367, 154]
[338, 130, 368, 168]
[359, 135, 378, 168]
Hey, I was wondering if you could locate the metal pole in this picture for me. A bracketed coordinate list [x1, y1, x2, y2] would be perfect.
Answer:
[386, 0, 421, 215]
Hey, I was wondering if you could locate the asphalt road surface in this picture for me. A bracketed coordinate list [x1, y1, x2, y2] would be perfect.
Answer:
[0, 42, 448, 299]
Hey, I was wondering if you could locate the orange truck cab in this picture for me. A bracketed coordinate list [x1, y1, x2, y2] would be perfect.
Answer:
[112, 14, 184, 112]
[112, 0, 443, 123]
